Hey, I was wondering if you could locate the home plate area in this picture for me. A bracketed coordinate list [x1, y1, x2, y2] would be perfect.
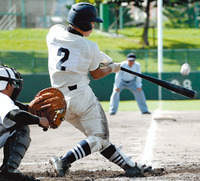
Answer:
[0, 111, 199, 181]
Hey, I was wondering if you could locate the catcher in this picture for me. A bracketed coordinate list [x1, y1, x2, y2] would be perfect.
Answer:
[0, 65, 49, 181]
[46, 2, 154, 178]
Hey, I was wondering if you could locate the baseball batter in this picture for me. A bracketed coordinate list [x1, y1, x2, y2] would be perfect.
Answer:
[109, 53, 150, 115]
[0, 65, 49, 181]
[47, 2, 153, 178]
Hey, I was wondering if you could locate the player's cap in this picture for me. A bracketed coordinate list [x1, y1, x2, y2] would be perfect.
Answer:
[0, 67, 16, 90]
[127, 53, 136, 61]
[67, 2, 103, 31]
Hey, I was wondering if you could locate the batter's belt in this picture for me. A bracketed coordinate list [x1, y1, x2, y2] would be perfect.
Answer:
[68, 84, 77, 91]
[60, 83, 88, 94]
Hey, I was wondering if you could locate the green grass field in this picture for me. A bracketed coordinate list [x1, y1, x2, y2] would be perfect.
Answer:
[0, 28, 200, 51]
[100, 100, 200, 111]
[0, 28, 200, 73]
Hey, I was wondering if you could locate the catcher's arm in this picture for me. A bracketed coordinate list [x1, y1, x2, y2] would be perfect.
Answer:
[15, 101, 29, 111]
[7, 109, 49, 131]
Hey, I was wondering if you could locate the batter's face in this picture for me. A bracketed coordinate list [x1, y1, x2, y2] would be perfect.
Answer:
[83, 22, 95, 37]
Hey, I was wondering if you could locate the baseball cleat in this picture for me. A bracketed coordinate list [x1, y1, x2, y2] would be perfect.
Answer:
[0, 171, 39, 181]
[124, 163, 154, 177]
[142, 111, 151, 114]
[49, 156, 71, 177]
[109, 112, 116, 115]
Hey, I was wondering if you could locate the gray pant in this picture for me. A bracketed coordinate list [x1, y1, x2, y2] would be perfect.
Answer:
[109, 80, 149, 114]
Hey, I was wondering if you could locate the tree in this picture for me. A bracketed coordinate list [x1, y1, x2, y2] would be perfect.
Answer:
[75, 0, 104, 6]
[73, 0, 200, 47]
[105, 0, 200, 47]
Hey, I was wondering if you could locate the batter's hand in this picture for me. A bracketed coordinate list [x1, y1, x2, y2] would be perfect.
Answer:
[107, 62, 121, 73]
[137, 88, 142, 92]
[38, 117, 49, 131]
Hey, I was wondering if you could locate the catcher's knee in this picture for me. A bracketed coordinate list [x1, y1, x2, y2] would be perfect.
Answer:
[86, 134, 110, 153]
[3, 125, 31, 172]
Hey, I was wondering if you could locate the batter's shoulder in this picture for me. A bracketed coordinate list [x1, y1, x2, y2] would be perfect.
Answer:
[83, 38, 99, 51]
[49, 24, 65, 32]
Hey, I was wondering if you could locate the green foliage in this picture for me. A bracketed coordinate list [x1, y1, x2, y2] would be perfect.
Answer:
[75, 0, 104, 5]
[164, 5, 197, 28]
[163, 0, 200, 6]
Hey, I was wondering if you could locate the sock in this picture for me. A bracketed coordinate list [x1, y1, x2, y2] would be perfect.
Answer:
[62, 139, 91, 164]
[101, 144, 135, 168]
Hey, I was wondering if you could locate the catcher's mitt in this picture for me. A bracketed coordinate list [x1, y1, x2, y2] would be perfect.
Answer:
[28, 87, 66, 129]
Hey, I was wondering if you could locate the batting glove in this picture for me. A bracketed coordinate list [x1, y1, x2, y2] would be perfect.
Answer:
[108, 62, 121, 73]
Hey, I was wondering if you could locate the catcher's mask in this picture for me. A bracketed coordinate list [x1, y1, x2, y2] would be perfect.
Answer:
[0, 64, 23, 101]
[67, 2, 103, 31]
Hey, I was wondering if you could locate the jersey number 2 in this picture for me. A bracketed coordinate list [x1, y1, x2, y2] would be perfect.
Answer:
[56, 48, 70, 71]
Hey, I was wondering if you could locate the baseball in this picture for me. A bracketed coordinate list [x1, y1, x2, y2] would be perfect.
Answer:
[180, 63, 191, 76]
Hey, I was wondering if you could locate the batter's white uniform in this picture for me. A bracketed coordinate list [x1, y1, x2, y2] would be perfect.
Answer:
[0, 92, 18, 148]
[46, 24, 112, 152]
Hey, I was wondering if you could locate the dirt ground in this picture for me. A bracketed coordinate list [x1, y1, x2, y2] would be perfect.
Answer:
[0, 110, 200, 181]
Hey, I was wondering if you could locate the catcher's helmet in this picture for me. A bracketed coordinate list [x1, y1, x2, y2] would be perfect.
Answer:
[67, 2, 103, 31]
[0, 64, 23, 101]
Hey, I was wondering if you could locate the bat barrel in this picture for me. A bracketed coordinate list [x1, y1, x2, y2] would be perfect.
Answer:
[120, 67, 197, 99]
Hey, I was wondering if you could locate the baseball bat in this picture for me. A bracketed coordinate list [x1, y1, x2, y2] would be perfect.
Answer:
[121, 67, 197, 99]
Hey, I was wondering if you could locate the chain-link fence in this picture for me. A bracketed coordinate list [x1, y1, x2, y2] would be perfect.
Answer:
[107, 49, 200, 73]
[0, 0, 58, 29]
[0, 49, 200, 74]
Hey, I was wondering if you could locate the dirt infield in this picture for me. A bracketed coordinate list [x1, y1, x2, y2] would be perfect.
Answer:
[1, 110, 200, 180]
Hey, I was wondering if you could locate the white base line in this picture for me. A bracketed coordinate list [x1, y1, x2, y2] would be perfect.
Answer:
[21, 161, 49, 165]
[140, 116, 158, 166]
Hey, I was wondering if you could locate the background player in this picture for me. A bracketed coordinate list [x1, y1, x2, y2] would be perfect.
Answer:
[47, 2, 153, 178]
[109, 53, 150, 115]
[0, 65, 49, 181]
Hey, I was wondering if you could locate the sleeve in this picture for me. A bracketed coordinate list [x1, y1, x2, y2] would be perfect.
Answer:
[88, 42, 113, 71]
[0, 95, 19, 128]
[15, 101, 28, 111]
[114, 70, 123, 88]
[6, 109, 40, 125]
[135, 63, 142, 88]
[114, 62, 125, 88]
[99, 51, 113, 65]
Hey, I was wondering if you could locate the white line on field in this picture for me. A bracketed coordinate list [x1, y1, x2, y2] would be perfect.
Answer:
[21, 161, 49, 165]
[140, 111, 159, 166]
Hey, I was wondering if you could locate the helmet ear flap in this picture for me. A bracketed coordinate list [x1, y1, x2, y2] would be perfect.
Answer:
[79, 22, 92, 32]
[10, 68, 23, 101]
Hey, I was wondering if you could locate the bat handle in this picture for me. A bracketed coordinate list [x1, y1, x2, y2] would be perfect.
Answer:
[43, 127, 48, 132]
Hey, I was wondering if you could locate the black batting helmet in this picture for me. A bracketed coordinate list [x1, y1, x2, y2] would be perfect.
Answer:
[67, 2, 103, 31]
